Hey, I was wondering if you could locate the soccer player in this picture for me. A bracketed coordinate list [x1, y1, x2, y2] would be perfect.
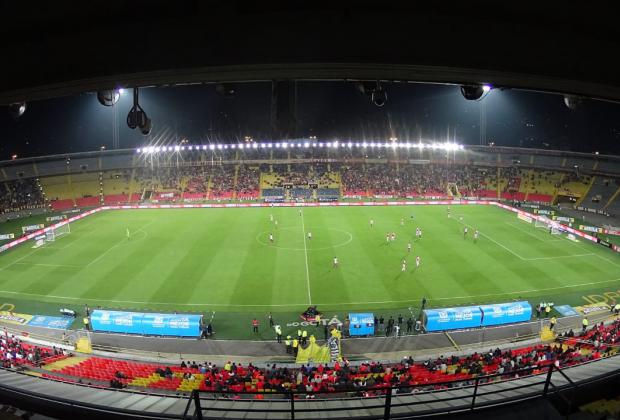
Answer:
[391, 232, 396, 241]
[401, 259, 407, 272]
[447, 207, 451, 218]
[400, 218, 404, 226]
[474, 229, 479, 243]
[416, 255, 421, 268]
[126, 228, 130, 238]
[419, 228, 423, 239]
[370, 219, 374, 228]
[269, 233, 274, 243]
[386, 232, 390, 243]
[270, 214, 274, 222]
[333, 256, 339, 268]
[307, 231, 312, 240]
[299, 209, 302, 216]
[415, 227, 420, 239]
[407, 242, 412, 253]
[463, 227, 468, 238]
[274, 220, 278, 228]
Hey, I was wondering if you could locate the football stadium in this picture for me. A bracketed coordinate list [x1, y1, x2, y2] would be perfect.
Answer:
[2, 4, 620, 420]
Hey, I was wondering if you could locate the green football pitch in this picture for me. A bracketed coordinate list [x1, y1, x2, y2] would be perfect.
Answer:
[2, 204, 620, 339]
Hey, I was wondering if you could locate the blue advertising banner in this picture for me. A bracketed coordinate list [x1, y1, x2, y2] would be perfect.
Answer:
[348, 313, 374, 336]
[27, 315, 73, 329]
[479, 301, 532, 327]
[90, 310, 202, 337]
[140, 312, 201, 336]
[424, 306, 482, 332]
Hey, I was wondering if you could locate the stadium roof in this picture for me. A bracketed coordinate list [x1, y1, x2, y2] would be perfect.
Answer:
[1, 2, 619, 104]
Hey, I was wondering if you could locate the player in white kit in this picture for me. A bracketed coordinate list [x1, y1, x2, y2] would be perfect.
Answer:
[400, 218, 404, 226]
[307, 232, 312, 240]
[370, 219, 374, 227]
[407, 242, 412, 253]
[269, 233, 274, 243]
[474, 229, 479, 243]
[333, 256, 339, 268]
[401, 259, 407, 272]
[416, 255, 420, 268]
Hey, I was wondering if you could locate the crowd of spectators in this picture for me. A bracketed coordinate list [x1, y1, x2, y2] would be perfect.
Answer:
[340, 164, 488, 197]
[1, 329, 66, 369]
[0, 179, 45, 214]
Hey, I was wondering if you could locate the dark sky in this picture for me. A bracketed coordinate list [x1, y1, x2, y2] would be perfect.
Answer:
[1, 82, 620, 160]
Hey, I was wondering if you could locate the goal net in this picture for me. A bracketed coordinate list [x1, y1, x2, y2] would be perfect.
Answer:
[45, 223, 71, 242]
[534, 217, 561, 234]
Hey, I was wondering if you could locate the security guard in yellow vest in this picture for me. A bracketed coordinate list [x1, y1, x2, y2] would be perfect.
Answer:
[292, 338, 299, 355]
[315, 314, 321, 327]
[297, 329, 302, 341]
[582, 317, 589, 332]
[301, 330, 308, 345]
[549, 316, 557, 331]
[285, 336, 292, 354]
[83, 317, 90, 330]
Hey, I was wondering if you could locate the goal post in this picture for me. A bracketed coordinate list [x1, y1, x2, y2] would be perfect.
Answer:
[534, 216, 562, 234]
[46, 223, 71, 242]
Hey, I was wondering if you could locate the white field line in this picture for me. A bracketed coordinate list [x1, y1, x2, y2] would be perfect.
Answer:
[595, 254, 620, 269]
[0, 248, 43, 272]
[300, 211, 312, 304]
[85, 220, 155, 268]
[13, 262, 83, 268]
[457, 218, 593, 261]
[505, 222, 560, 243]
[3, 277, 620, 308]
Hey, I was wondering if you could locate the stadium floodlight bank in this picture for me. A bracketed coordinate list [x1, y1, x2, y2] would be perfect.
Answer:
[136, 140, 465, 154]
[45, 223, 70, 242]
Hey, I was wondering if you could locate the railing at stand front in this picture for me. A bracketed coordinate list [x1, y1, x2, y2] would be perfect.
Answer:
[181, 364, 564, 420]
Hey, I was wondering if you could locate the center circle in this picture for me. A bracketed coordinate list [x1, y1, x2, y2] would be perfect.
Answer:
[256, 226, 353, 251]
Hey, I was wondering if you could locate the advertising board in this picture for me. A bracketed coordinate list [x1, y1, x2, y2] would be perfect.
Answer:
[423, 306, 482, 332]
[348, 313, 374, 336]
[479, 301, 532, 326]
[90, 310, 202, 337]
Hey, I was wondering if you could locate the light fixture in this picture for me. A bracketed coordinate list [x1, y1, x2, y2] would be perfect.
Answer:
[97, 90, 120, 106]
[8, 102, 26, 118]
[126, 88, 152, 136]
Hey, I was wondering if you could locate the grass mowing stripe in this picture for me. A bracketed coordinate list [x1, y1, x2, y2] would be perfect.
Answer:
[300, 209, 312, 305]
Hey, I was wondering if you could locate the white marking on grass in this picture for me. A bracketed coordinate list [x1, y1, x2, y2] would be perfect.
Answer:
[85, 220, 155, 268]
[13, 262, 83, 268]
[300, 211, 312, 304]
[3, 277, 620, 308]
[594, 254, 620, 269]
[504, 222, 559, 242]
[457, 218, 594, 261]
[0, 247, 45, 272]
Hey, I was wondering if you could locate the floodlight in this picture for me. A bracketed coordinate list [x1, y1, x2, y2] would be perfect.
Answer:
[460, 85, 488, 101]
[482, 84, 492, 93]
[209, 145, 215, 150]
[136, 148, 142, 153]
[564, 95, 583, 110]
[174, 146, 181, 151]
[8, 102, 27, 118]
[97, 90, 120, 106]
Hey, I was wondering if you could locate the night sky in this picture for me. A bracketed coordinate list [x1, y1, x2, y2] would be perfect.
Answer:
[1, 82, 620, 160]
